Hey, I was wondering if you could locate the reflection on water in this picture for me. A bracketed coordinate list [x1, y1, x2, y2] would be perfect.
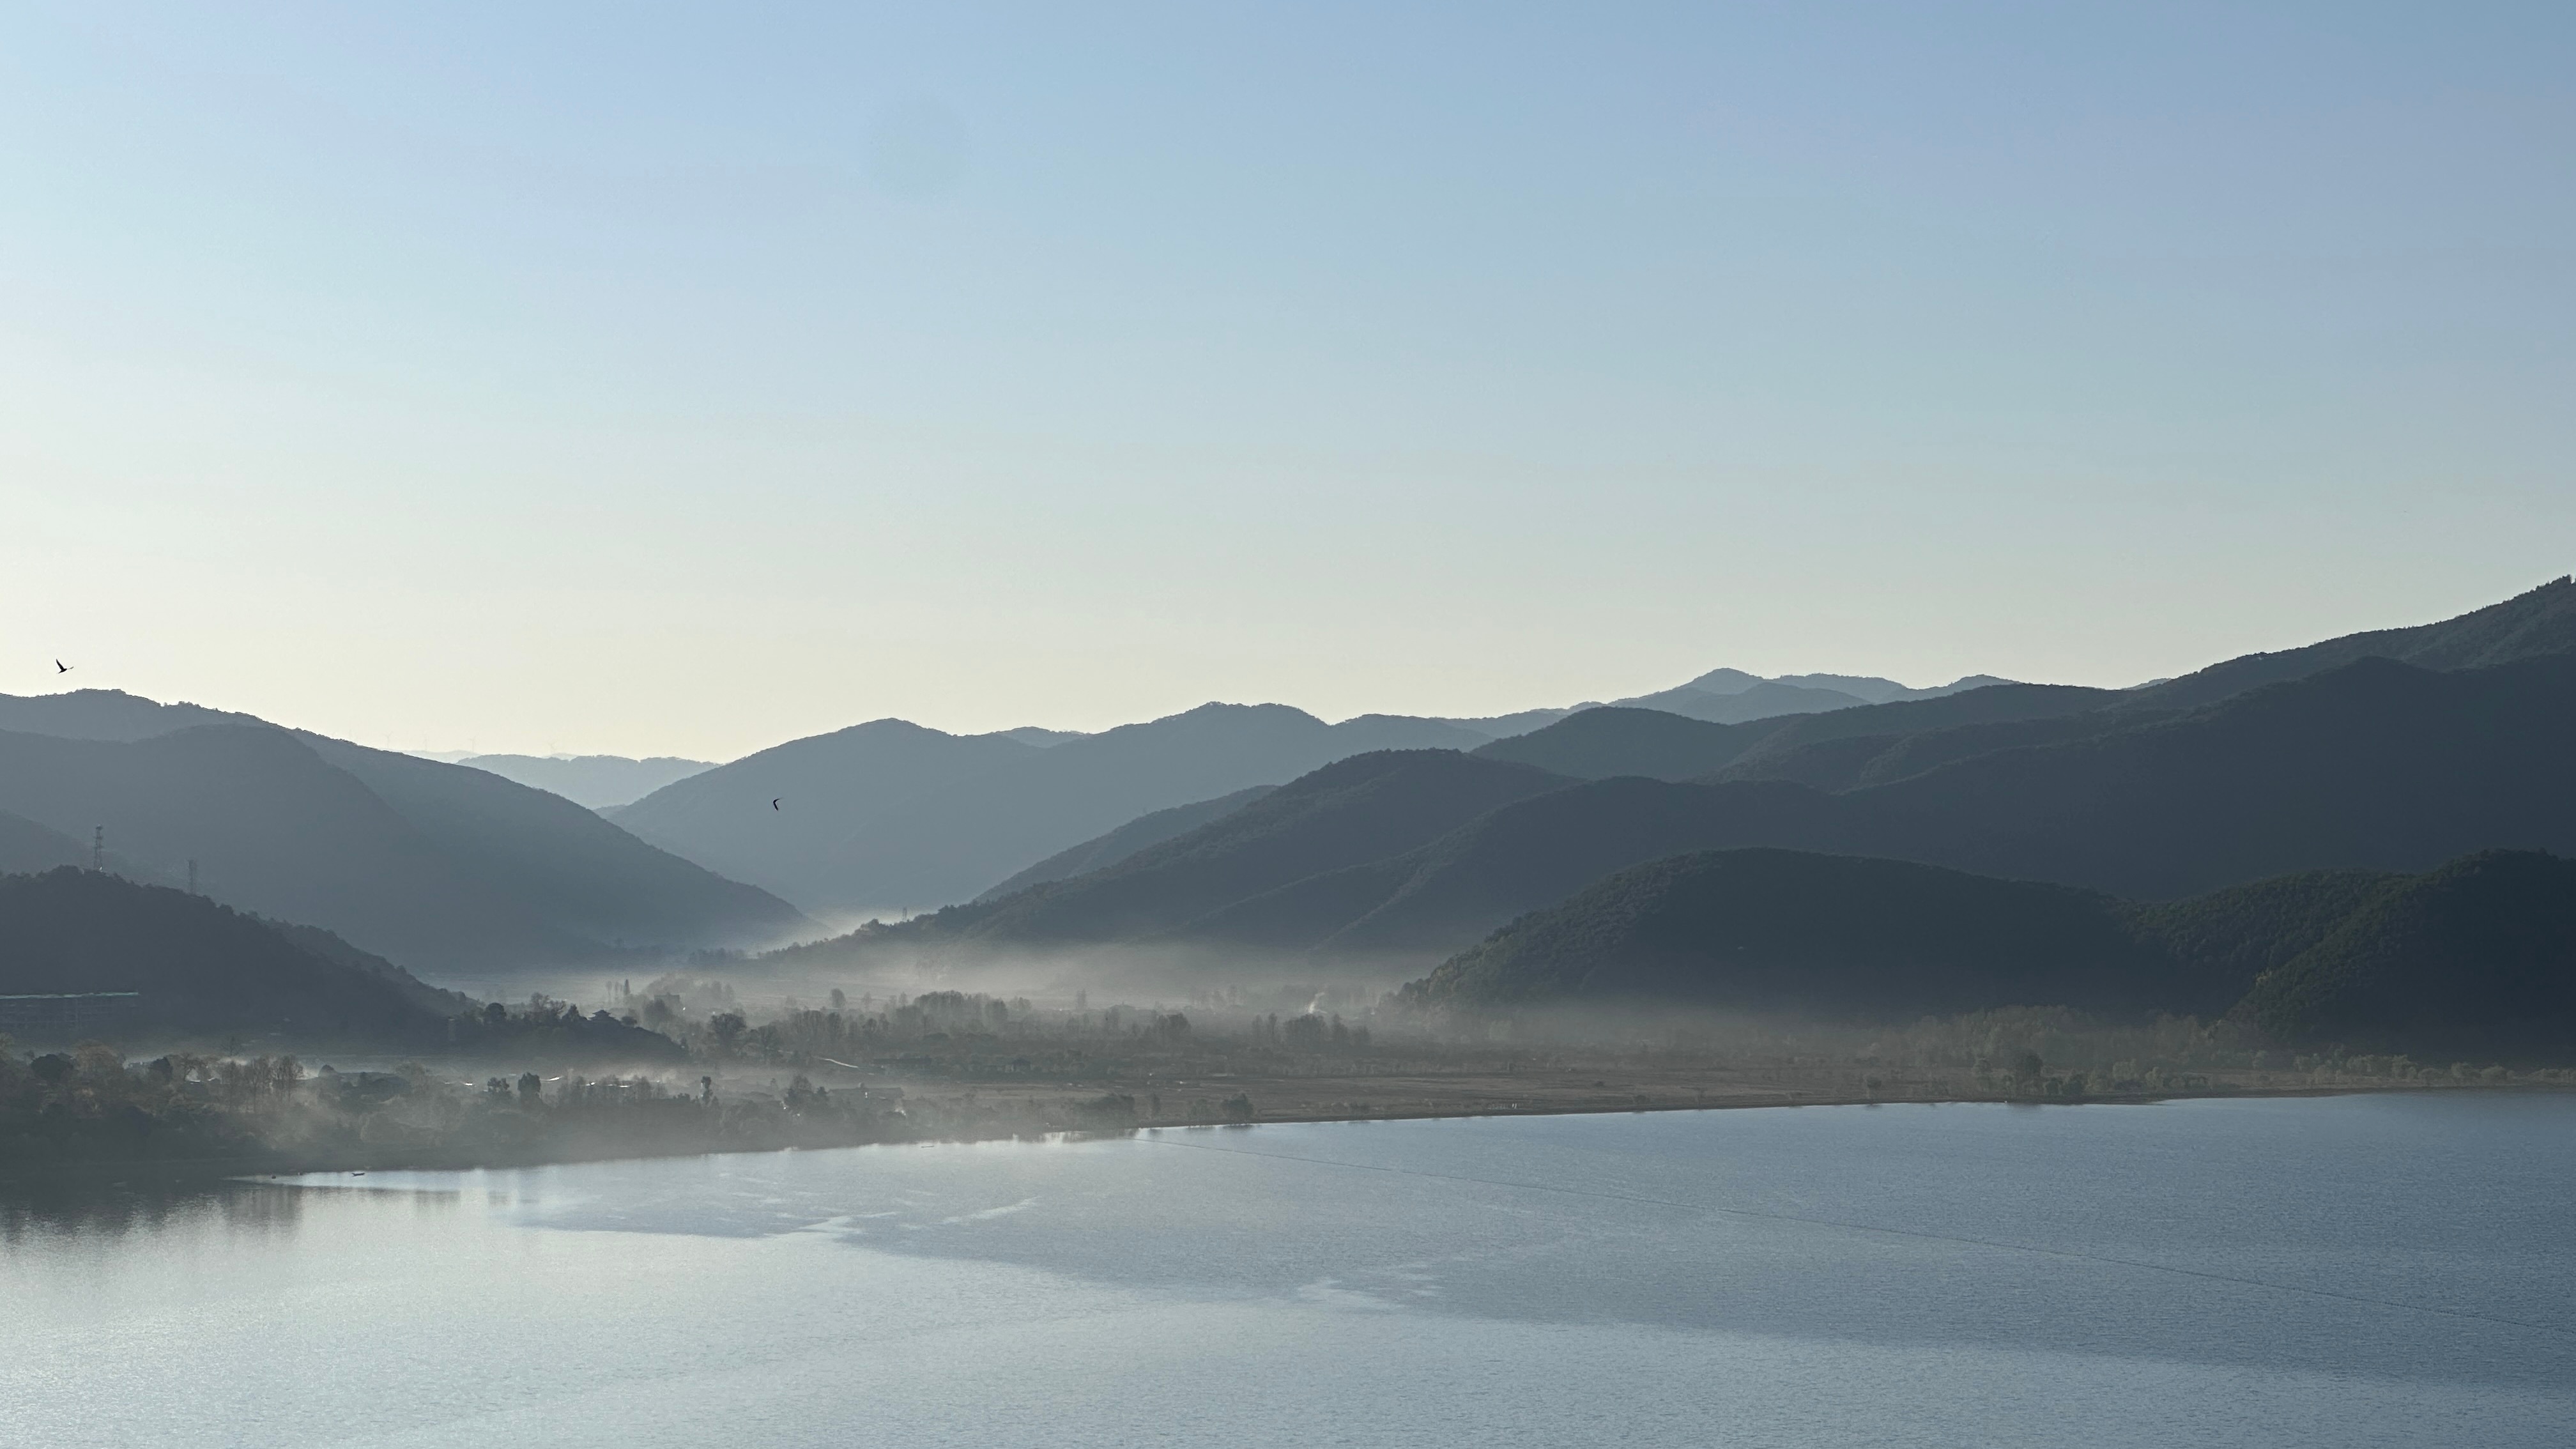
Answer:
[4, 1095, 2572, 1449]
[0, 1177, 309, 1245]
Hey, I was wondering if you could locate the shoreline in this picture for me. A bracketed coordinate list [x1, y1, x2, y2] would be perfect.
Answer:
[7, 1078, 2560, 1190]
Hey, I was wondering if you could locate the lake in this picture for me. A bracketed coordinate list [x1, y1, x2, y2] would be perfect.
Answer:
[6, 1093, 2572, 1448]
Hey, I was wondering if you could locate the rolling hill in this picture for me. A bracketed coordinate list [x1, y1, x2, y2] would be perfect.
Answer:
[0, 867, 468, 1045]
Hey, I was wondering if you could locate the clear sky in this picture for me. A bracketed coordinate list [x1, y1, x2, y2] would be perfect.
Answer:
[4, 3, 2570, 760]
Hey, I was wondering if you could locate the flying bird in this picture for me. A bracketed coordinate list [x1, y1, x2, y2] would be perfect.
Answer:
[772, 798, 782, 811]
[54, 659, 70, 673]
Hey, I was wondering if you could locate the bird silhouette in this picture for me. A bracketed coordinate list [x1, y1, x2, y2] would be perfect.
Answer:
[772, 798, 782, 811]
[54, 659, 70, 673]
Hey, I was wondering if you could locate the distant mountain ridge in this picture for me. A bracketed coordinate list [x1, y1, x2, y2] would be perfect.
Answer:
[763, 579, 2576, 977]
[1606, 667, 2011, 726]
[454, 754, 714, 809]
[617, 666, 2001, 916]
[617, 703, 1496, 917]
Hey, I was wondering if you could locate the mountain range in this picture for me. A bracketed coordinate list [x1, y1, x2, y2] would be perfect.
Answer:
[611, 669, 1981, 916]
[17, 576, 2572, 1018]
[778, 577, 2576, 978]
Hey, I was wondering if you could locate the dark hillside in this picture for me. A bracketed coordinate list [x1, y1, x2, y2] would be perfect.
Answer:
[1471, 708, 1785, 780]
[2122, 869, 2398, 1012]
[1706, 710, 2175, 793]
[1406, 850, 2158, 1018]
[951, 751, 1570, 946]
[0, 868, 456, 1045]
[1406, 848, 2576, 1056]
[1307, 778, 1839, 957]
[2239, 851, 2576, 1052]
[976, 786, 1276, 901]
[1710, 683, 2126, 776]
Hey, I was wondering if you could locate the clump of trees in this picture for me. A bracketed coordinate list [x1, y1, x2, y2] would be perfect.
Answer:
[0, 1036, 310, 1168]
[436, 995, 685, 1062]
[0, 1034, 923, 1175]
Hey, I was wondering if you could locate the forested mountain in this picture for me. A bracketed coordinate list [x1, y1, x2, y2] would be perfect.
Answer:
[2236, 850, 2576, 1053]
[0, 720, 812, 974]
[0, 868, 466, 1045]
[456, 753, 714, 809]
[1401, 847, 2576, 1058]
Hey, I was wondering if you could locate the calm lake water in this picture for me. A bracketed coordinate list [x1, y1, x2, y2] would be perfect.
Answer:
[6, 1094, 2572, 1448]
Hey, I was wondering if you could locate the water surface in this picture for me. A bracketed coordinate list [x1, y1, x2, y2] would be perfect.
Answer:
[7, 1094, 2572, 1447]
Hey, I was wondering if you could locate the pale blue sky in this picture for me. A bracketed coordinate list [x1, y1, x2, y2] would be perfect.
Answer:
[4, 3, 2570, 758]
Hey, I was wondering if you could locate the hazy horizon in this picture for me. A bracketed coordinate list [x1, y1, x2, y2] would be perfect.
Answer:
[7, 3, 2572, 760]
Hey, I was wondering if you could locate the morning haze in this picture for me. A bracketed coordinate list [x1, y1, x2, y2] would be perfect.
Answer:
[5, 6, 2572, 1448]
